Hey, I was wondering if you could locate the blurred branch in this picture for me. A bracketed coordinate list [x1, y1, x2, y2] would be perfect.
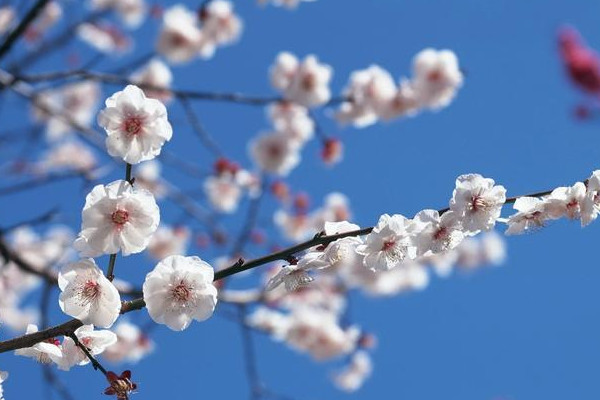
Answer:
[0, 0, 50, 63]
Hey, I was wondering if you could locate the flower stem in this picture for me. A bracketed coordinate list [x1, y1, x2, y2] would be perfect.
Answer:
[106, 254, 117, 282]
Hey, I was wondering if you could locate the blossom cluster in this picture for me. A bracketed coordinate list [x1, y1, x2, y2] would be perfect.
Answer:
[0, 227, 74, 331]
[337, 48, 464, 127]
[157, 3, 242, 64]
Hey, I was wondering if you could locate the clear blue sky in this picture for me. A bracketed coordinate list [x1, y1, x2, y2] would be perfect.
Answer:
[2, 0, 600, 399]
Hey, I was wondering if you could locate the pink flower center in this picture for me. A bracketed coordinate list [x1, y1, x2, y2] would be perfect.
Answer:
[123, 117, 143, 135]
[267, 144, 282, 158]
[172, 281, 191, 303]
[111, 210, 129, 225]
[301, 73, 316, 91]
[433, 226, 448, 241]
[427, 70, 442, 82]
[382, 240, 396, 252]
[470, 195, 490, 212]
[82, 280, 101, 301]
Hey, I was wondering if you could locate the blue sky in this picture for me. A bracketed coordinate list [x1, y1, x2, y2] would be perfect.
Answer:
[3, 0, 600, 399]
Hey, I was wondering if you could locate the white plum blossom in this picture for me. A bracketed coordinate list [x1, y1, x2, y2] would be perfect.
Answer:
[75, 180, 160, 257]
[0, 7, 15, 35]
[283, 308, 360, 361]
[450, 174, 506, 235]
[147, 225, 190, 260]
[333, 351, 373, 392]
[246, 306, 290, 338]
[58, 259, 121, 328]
[156, 5, 203, 64]
[0, 370, 6, 400]
[98, 85, 173, 164]
[91, 0, 147, 28]
[56, 325, 117, 371]
[411, 48, 463, 109]
[130, 59, 173, 102]
[200, 0, 242, 48]
[204, 173, 243, 213]
[249, 133, 301, 176]
[336, 65, 396, 127]
[545, 182, 587, 222]
[103, 321, 154, 363]
[356, 214, 417, 271]
[268, 101, 315, 144]
[270, 52, 299, 91]
[143, 255, 218, 331]
[270, 52, 333, 107]
[273, 210, 314, 241]
[358, 262, 429, 297]
[505, 197, 548, 235]
[582, 171, 600, 226]
[285, 55, 332, 107]
[266, 253, 328, 292]
[33, 81, 100, 141]
[413, 209, 464, 255]
[39, 140, 97, 172]
[135, 159, 167, 199]
[376, 79, 420, 121]
[77, 23, 130, 53]
[15, 324, 62, 364]
[480, 231, 507, 265]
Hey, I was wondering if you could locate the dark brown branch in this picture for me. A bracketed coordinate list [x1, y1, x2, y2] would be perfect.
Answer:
[69, 333, 108, 376]
[0, 0, 51, 62]
[0, 183, 571, 354]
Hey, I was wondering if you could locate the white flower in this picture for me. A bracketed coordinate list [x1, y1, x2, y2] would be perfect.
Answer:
[265, 253, 328, 292]
[75, 180, 160, 257]
[545, 182, 587, 221]
[333, 351, 372, 392]
[77, 23, 130, 53]
[356, 214, 417, 271]
[270, 52, 299, 91]
[0, 369, 7, 400]
[143, 255, 218, 331]
[130, 59, 173, 102]
[505, 197, 548, 235]
[91, 0, 146, 28]
[98, 85, 173, 164]
[204, 173, 243, 213]
[58, 259, 121, 328]
[284, 308, 360, 361]
[413, 209, 464, 255]
[268, 101, 314, 144]
[15, 324, 63, 364]
[103, 321, 154, 363]
[582, 171, 600, 226]
[33, 81, 100, 141]
[284, 54, 333, 107]
[336, 65, 396, 128]
[0, 7, 15, 35]
[56, 325, 117, 371]
[156, 5, 203, 64]
[450, 174, 506, 235]
[200, 0, 242, 46]
[376, 79, 420, 121]
[147, 226, 190, 260]
[411, 48, 463, 110]
[249, 133, 301, 176]
[39, 140, 96, 172]
[480, 231, 506, 265]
